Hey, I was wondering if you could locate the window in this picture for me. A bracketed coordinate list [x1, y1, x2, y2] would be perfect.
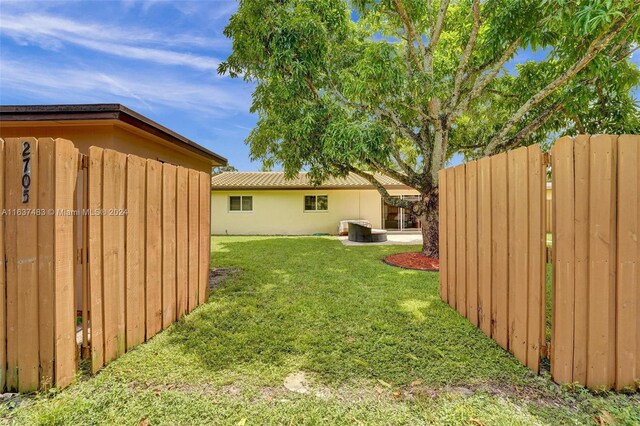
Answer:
[229, 196, 253, 212]
[304, 195, 328, 211]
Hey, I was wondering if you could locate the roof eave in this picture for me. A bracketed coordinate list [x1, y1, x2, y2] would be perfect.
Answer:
[0, 104, 228, 166]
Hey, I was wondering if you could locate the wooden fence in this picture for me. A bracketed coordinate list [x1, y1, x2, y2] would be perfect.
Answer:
[87, 147, 211, 373]
[0, 138, 212, 392]
[551, 135, 640, 390]
[440, 134, 640, 391]
[0, 137, 78, 392]
[438, 145, 547, 373]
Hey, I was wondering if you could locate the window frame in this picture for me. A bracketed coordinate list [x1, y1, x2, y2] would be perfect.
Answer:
[229, 195, 253, 212]
[304, 195, 328, 212]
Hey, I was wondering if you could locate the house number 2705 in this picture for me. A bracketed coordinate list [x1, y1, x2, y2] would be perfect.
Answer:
[22, 141, 31, 204]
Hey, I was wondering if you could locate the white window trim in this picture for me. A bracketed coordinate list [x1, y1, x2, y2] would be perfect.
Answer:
[304, 195, 328, 212]
[229, 195, 253, 213]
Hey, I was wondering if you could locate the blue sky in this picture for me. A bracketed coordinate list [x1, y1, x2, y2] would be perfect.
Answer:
[0, 0, 260, 169]
[1, 1, 638, 171]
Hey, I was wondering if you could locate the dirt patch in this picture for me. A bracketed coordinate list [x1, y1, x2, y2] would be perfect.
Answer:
[209, 267, 239, 290]
[383, 252, 439, 271]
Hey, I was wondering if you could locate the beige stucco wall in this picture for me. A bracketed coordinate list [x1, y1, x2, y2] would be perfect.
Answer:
[211, 188, 418, 235]
[0, 121, 212, 172]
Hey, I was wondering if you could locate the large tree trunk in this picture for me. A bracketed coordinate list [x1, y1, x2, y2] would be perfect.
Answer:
[421, 193, 439, 258]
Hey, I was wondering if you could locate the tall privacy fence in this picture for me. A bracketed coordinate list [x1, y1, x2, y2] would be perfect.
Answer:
[439, 134, 640, 391]
[0, 137, 211, 392]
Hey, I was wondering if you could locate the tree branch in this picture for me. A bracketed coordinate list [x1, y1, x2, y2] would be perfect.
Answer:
[349, 167, 420, 211]
[450, 0, 481, 109]
[502, 100, 564, 151]
[424, 0, 450, 73]
[392, 0, 425, 70]
[484, 18, 632, 155]
[450, 36, 522, 118]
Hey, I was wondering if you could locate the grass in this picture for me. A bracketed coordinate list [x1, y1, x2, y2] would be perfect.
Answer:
[3, 236, 638, 425]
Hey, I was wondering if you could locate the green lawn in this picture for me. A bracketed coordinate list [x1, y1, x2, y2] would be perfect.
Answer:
[3, 236, 638, 425]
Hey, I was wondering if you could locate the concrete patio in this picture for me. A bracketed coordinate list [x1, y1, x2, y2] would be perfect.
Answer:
[338, 231, 422, 246]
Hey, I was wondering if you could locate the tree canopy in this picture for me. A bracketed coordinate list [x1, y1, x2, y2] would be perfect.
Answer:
[220, 0, 639, 255]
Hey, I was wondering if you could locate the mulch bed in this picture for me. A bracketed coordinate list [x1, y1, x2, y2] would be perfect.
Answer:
[383, 252, 440, 271]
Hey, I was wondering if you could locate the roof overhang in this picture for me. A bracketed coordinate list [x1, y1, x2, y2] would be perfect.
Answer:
[0, 104, 228, 166]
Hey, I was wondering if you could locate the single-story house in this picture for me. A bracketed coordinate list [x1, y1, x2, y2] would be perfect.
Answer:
[0, 104, 227, 172]
[211, 172, 421, 235]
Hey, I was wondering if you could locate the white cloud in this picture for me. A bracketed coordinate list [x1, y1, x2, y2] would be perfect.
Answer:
[0, 58, 252, 116]
[0, 13, 229, 70]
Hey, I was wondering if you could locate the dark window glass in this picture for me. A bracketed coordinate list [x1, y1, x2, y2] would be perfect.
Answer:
[242, 196, 253, 211]
[229, 196, 241, 211]
[316, 195, 328, 211]
[304, 195, 316, 211]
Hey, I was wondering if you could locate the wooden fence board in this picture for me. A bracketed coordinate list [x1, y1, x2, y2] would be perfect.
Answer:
[491, 153, 509, 349]
[0, 140, 4, 391]
[53, 138, 78, 388]
[162, 164, 177, 328]
[88, 146, 105, 373]
[146, 160, 163, 337]
[126, 155, 146, 349]
[445, 167, 457, 310]
[438, 169, 448, 303]
[527, 145, 545, 372]
[572, 135, 590, 384]
[13, 138, 40, 392]
[587, 135, 617, 389]
[551, 136, 576, 384]
[465, 162, 479, 326]
[616, 135, 639, 390]
[37, 138, 55, 388]
[4, 139, 19, 391]
[508, 147, 529, 366]
[477, 157, 492, 337]
[454, 165, 467, 317]
[102, 150, 127, 364]
[199, 172, 210, 305]
[188, 170, 199, 312]
[176, 168, 189, 318]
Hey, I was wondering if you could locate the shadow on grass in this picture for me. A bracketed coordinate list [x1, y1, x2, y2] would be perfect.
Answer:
[164, 236, 533, 387]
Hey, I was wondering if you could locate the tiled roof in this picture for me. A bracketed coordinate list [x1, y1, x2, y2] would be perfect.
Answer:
[211, 172, 408, 190]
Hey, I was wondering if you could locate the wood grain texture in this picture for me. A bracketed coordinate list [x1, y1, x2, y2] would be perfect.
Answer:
[615, 135, 639, 390]
[572, 135, 591, 384]
[0, 140, 4, 391]
[586, 135, 617, 389]
[445, 167, 457, 310]
[199, 172, 210, 305]
[53, 138, 78, 389]
[508, 147, 529, 366]
[145, 160, 163, 338]
[37, 138, 55, 388]
[477, 157, 492, 337]
[438, 169, 448, 303]
[465, 162, 479, 326]
[454, 165, 467, 317]
[101, 150, 127, 364]
[88, 147, 105, 373]
[526, 145, 545, 373]
[551, 136, 576, 384]
[126, 155, 146, 349]
[491, 153, 509, 349]
[176, 168, 189, 318]
[162, 164, 177, 328]
[188, 170, 199, 312]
